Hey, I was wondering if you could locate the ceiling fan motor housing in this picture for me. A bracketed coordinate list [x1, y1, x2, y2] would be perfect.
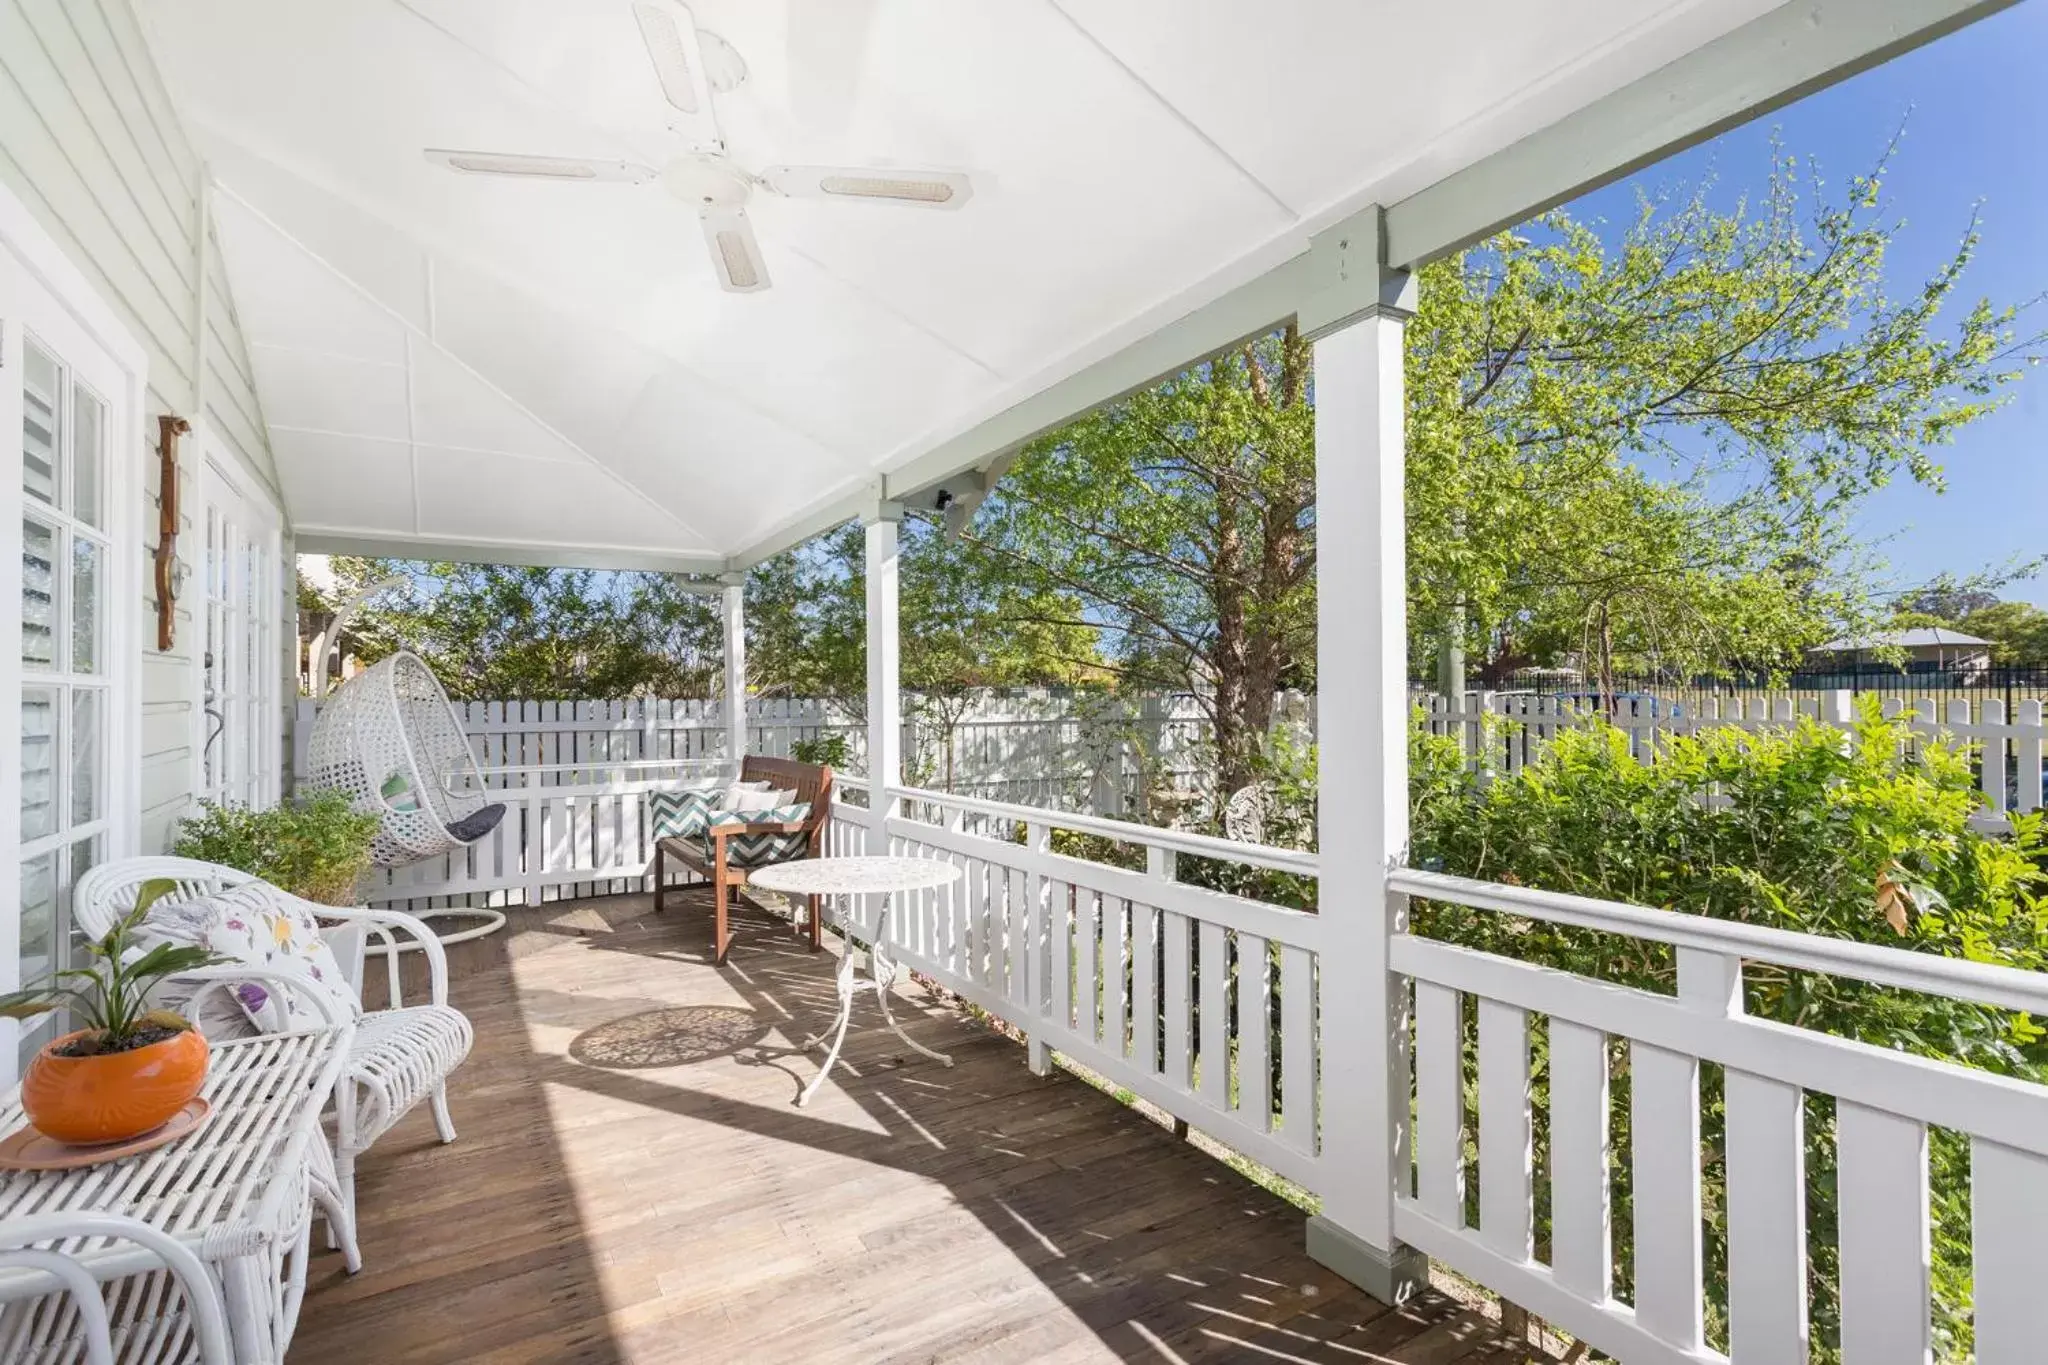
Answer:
[661, 153, 754, 212]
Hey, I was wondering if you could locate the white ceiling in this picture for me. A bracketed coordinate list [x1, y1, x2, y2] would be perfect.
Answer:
[139, 0, 1785, 567]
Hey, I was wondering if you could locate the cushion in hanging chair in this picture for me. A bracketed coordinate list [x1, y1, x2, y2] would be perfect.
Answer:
[446, 802, 509, 844]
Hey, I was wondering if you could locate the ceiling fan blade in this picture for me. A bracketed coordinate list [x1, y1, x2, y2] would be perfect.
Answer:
[425, 149, 656, 183]
[699, 209, 771, 293]
[634, 0, 715, 119]
[759, 165, 972, 209]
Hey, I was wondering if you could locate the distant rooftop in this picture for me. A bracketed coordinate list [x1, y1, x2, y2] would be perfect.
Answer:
[1810, 627, 1991, 653]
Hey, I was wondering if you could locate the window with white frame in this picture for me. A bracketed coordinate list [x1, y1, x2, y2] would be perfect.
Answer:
[18, 333, 111, 1026]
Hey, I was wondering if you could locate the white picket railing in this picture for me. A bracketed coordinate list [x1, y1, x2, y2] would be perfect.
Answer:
[827, 779, 1326, 1191]
[1423, 690, 2048, 827]
[356, 763, 732, 910]
[1388, 866, 2048, 1365]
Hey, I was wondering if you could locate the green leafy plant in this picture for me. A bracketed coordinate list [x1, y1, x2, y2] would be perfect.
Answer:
[1406, 701, 2048, 1361]
[0, 881, 226, 1056]
[171, 790, 380, 905]
[789, 733, 851, 768]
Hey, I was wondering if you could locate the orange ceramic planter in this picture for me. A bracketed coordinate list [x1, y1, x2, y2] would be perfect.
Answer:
[22, 1028, 210, 1145]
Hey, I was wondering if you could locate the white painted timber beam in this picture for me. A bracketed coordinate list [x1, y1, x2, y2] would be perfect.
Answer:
[292, 529, 729, 578]
[721, 575, 747, 761]
[1381, 0, 2019, 267]
[864, 506, 904, 825]
[1304, 210, 1427, 1305]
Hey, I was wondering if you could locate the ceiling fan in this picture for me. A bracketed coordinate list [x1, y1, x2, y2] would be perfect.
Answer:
[423, 0, 973, 294]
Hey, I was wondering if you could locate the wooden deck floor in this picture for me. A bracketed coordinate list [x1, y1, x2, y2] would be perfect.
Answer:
[290, 889, 1526, 1365]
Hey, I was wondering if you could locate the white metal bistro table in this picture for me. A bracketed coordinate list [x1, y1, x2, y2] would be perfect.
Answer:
[748, 855, 964, 1107]
[0, 1023, 354, 1364]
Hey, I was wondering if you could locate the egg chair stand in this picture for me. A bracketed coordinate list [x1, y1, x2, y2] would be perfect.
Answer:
[305, 651, 510, 943]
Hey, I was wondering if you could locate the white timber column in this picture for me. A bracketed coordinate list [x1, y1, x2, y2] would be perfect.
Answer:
[864, 501, 904, 831]
[720, 573, 747, 763]
[1302, 206, 1428, 1304]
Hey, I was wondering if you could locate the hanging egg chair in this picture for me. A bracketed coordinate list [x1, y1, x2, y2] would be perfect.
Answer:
[306, 651, 508, 867]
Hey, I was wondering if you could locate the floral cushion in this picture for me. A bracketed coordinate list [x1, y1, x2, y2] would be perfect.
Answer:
[698, 803, 813, 866]
[144, 881, 358, 1036]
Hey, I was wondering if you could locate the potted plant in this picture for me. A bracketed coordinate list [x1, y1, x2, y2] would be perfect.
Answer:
[0, 880, 226, 1145]
[171, 789, 380, 905]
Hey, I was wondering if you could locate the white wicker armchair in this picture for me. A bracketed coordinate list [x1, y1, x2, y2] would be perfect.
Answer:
[72, 857, 475, 1269]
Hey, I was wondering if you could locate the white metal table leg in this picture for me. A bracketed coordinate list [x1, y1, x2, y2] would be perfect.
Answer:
[797, 896, 952, 1105]
[798, 925, 861, 1107]
[869, 903, 952, 1068]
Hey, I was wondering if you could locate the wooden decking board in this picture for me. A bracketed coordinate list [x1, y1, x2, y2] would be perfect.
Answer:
[290, 889, 1522, 1364]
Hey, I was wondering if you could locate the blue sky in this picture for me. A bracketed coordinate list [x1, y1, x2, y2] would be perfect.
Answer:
[1563, 1, 2047, 608]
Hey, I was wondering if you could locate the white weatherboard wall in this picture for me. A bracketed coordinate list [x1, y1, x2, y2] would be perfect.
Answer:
[0, 0, 289, 849]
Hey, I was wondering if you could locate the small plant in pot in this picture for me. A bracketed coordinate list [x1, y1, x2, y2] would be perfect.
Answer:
[0, 880, 227, 1145]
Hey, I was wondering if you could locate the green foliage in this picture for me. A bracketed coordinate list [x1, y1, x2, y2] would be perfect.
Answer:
[1404, 142, 2039, 686]
[313, 559, 723, 701]
[172, 790, 380, 906]
[969, 327, 1315, 794]
[0, 880, 227, 1048]
[789, 733, 851, 768]
[1410, 703, 2048, 1360]
[324, 515, 1104, 715]
[1957, 600, 2048, 664]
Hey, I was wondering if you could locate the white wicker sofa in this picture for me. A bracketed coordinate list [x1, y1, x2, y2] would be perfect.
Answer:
[72, 856, 474, 1270]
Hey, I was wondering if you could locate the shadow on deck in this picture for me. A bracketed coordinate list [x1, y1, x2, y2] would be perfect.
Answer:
[290, 888, 1529, 1364]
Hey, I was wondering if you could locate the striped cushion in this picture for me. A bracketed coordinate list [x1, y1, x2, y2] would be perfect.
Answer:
[649, 784, 723, 840]
[702, 803, 813, 866]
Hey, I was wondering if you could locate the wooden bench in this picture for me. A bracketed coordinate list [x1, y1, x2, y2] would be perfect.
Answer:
[653, 756, 833, 965]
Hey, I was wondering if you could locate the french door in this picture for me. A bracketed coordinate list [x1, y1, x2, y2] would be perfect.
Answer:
[0, 215, 137, 1076]
[198, 458, 280, 810]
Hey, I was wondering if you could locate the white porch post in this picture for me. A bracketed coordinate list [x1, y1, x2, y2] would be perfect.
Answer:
[721, 574, 747, 762]
[1303, 210, 1427, 1303]
[864, 502, 904, 829]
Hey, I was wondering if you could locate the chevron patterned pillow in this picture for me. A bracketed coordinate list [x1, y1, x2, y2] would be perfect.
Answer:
[649, 784, 724, 840]
[705, 803, 813, 866]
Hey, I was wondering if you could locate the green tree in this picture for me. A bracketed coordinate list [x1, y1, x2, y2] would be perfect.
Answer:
[310, 559, 722, 701]
[962, 138, 2038, 791]
[1960, 600, 2048, 662]
[966, 326, 1315, 795]
[1408, 146, 2037, 686]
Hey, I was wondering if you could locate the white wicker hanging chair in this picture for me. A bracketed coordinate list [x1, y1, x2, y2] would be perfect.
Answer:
[306, 652, 507, 867]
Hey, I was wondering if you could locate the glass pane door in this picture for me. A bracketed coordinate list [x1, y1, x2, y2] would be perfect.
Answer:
[200, 462, 279, 810]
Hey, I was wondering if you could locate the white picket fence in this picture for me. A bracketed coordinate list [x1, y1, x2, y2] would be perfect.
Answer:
[293, 690, 1225, 910]
[1422, 690, 2048, 828]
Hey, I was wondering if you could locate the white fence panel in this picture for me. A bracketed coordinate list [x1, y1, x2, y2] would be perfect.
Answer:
[1420, 688, 2048, 828]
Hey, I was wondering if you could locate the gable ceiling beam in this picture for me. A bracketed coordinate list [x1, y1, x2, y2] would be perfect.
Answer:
[1380, 0, 2019, 268]
[293, 528, 729, 576]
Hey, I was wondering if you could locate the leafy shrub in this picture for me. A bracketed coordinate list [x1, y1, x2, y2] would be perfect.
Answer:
[1409, 701, 2048, 1360]
[172, 790, 381, 905]
[790, 733, 851, 768]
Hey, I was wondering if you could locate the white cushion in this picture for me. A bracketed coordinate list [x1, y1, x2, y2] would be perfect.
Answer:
[721, 785, 795, 812]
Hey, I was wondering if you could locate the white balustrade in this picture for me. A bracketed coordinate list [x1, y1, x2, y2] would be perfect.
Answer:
[1389, 865, 2048, 1365]
[829, 779, 1325, 1190]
